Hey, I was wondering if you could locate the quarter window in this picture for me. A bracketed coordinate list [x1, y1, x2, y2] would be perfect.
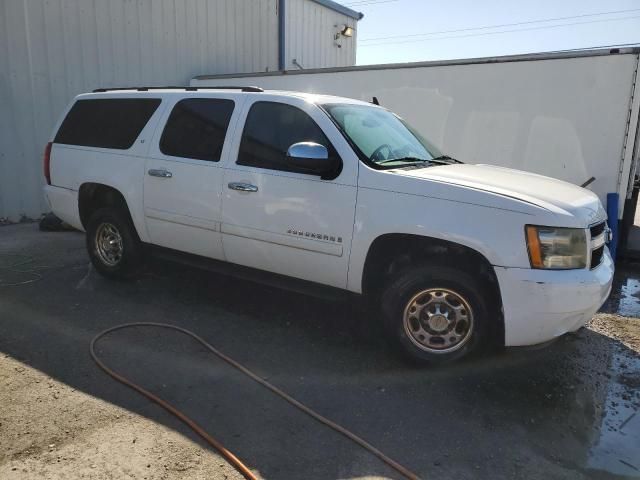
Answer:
[160, 98, 235, 161]
[237, 102, 338, 173]
[54, 98, 161, 149]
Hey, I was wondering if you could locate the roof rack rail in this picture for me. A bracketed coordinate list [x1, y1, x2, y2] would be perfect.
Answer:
[92, 86, 264, 93]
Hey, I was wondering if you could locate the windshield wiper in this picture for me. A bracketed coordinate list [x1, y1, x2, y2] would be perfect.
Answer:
[377, 156, 431, 165]
[429, 155, 464, 164]
[377, 155, 464, 166]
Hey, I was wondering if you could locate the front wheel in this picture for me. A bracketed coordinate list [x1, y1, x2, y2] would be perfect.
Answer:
[86, 207, 143, 279]
[380, 265, 490, 365]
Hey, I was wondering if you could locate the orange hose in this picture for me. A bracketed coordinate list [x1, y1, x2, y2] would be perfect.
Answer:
[90, 322, 421, 480]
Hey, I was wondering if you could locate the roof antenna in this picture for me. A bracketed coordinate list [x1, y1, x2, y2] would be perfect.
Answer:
[581, 176, 596, 188]
[371, 96, 380, 105]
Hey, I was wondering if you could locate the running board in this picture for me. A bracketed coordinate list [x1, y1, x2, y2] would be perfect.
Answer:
[145, 244, 354, 302]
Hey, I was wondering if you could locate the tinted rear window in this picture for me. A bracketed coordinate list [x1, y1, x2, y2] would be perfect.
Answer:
[54, 98, 161, 149]
[159, 98, 235, 161]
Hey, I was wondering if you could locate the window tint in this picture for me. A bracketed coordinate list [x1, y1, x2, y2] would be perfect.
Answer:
[54, 99, 161, 149]
[237, 102, 337, 173]
[160, 98, 235, 161]
[323, 103, 441, 168]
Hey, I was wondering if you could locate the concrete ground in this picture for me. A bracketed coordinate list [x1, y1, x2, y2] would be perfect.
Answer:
[1, 223, 639, 480]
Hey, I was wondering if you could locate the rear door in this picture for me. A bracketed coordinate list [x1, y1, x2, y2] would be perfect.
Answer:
[143, 95, 242, 259]
[220, 97, 358, 288]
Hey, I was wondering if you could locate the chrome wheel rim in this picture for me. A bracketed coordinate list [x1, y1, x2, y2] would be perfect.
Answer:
[403, 288, 474, 353]
[95, 222, 123, 267]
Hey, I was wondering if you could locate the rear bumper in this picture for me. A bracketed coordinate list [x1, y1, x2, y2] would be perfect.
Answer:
[44, 185, 83, 231]
[495, 248, 614, 346]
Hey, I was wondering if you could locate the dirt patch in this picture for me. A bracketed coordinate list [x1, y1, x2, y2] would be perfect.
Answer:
[0, 354, 244, 480]
[589, 314, 640, 352]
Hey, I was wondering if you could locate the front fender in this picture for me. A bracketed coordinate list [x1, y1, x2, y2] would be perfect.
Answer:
[346, 186, 533, 293]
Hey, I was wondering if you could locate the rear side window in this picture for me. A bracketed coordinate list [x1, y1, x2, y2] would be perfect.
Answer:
[54, 99, 161, 149]
[237, 101, 337, 172]
[160, 98, 235, 161]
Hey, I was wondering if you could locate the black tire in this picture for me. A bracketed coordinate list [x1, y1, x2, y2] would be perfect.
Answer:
[380, 265, 490, 365]
[85, 207, 143, 280]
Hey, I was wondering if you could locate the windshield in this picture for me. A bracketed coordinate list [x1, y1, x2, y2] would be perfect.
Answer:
[323, 103, 443, 168]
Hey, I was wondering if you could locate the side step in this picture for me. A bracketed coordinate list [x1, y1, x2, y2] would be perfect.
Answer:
[145, 244, 355, 302]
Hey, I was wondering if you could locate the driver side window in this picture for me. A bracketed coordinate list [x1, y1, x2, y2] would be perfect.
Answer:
[237, 101, 338, 173]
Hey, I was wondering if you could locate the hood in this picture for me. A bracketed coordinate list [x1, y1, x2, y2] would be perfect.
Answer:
[396, 164, 605, 225]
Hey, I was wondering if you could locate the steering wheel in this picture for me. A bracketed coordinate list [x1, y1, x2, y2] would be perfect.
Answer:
[370, 144, 394, 162]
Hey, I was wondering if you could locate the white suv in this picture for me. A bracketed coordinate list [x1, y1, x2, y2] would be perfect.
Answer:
[44, 87, 614, 364]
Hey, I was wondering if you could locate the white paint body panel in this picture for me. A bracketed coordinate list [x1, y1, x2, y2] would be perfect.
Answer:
[143, 94, 246, 260]
[496, 250, 614, 346]
[192, 50, 640, 218]
[44, 92, 166, 241]
[46, 89, 614, 348]
[220, 94, 358, 288]
[397, 164, 606, 226]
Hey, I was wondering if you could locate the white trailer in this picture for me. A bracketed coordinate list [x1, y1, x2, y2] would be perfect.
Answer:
[192, 48, 640, 243]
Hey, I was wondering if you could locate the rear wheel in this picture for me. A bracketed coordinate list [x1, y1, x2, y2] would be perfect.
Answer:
[86, 207, 142, 279]
[381, 265, 489, 364]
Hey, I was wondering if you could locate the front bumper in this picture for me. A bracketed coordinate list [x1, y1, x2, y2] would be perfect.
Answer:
[495, 247, 614, 346]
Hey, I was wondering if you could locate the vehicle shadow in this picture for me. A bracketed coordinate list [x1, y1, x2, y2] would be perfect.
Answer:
[1, 228, 639, 479]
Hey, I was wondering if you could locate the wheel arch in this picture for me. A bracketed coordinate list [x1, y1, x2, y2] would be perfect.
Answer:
[78, 183, 141, 240]
[361, 233, 505, 345]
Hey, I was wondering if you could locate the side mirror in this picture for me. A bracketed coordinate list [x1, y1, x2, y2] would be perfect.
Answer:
[286, 142, 338, 177]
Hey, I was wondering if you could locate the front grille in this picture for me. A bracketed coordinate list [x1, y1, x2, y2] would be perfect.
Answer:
[591, 246, 604, 268]
[589, 220, 607, 269]
[590, 222, 605, 238]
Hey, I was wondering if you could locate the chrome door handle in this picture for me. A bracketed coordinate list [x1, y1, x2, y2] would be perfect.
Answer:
[228, 182, 258, 193]
[148, 169, 172, 178]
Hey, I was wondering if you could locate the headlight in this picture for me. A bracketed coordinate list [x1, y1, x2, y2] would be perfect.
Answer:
[525, 225, 587, 269]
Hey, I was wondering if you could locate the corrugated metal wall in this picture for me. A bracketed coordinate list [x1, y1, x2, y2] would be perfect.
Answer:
[0, 0, 292, 221]
[285, 0, 356, 69]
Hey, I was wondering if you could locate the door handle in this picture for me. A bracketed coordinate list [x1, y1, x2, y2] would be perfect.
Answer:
[228, 182, 258, 193]
[148, 169, 172, 178]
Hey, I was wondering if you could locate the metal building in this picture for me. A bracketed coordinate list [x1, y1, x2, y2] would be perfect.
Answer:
[0, 0, 362, 222]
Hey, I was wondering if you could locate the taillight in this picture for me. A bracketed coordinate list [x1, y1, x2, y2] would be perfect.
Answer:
[43, 142, 52, 185]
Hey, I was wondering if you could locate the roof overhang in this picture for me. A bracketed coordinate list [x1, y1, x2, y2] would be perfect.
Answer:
[310, 0, 363, 20]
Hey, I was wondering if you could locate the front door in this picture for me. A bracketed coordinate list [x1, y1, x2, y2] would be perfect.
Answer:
[143, 96, 240, 259]
[221, 98, 358, 289]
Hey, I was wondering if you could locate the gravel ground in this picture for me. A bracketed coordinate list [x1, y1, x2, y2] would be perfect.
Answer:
[1, 223, 639, 479]
[0, 354, 243, 480]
